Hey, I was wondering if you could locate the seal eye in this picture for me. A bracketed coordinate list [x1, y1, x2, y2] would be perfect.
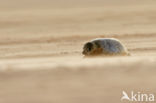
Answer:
[87, 47, 92, 51]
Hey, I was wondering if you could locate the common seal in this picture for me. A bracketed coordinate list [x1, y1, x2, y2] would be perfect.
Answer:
[82, 38, 130, 56]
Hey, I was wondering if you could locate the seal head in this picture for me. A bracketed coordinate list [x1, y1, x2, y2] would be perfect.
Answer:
[82, 42, 94, 55]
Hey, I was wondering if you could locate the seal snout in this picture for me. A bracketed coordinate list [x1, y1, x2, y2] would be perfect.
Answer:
[82, 51, 86, 55]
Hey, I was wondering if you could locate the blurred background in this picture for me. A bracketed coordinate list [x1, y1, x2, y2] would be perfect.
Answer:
[0, 0, 156, 37]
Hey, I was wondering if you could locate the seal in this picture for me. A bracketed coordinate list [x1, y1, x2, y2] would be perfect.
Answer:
[82, 38, 130, 56]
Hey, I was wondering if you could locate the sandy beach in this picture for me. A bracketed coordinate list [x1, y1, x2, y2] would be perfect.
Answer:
[0, 0, 156, 103]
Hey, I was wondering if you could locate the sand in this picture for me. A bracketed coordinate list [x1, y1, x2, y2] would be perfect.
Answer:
[0, 0, 156, 103]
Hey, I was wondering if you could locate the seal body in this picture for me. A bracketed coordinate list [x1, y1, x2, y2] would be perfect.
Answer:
[82, 38, 130, 56]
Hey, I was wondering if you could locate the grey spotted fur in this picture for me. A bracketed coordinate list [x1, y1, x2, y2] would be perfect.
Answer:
[82, 38, 130, 56]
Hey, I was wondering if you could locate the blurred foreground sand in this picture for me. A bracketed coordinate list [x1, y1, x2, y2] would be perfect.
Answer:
[0, 0, 156, 103]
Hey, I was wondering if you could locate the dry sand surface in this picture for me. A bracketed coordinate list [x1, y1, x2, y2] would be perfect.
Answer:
[0, 0, 156, 103]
